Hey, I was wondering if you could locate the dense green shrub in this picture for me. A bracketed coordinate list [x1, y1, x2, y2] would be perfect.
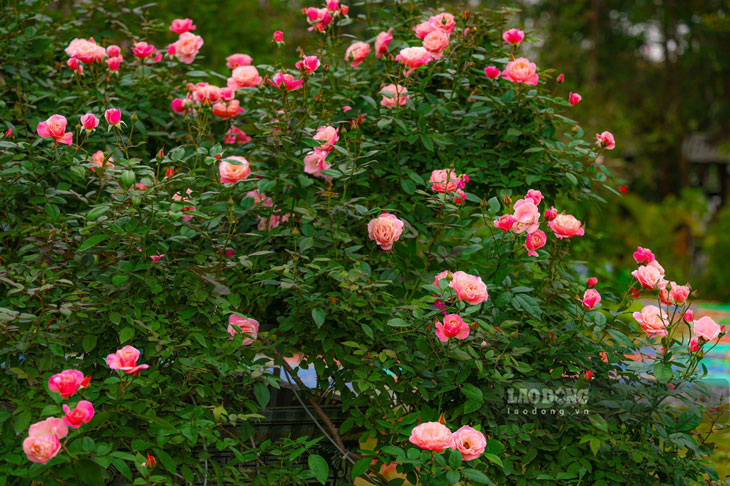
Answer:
[0, 1, 725, 485]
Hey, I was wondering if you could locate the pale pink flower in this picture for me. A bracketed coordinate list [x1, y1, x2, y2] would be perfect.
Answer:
[449, 271, 488, 305]
[511, 198, 540, 234]
[37, 114, 73, 145]
[228, 315, 260, 346]
[451, 425, 486, 461]
[429, 169, 460, 193]
[132, 41, 156, 59]
[345, 41, 371, 68]
[435, 314, 470, 342]
[395, 47, 432, 77]
[106, 345, 150, 374]
[313, 125, 339, 151]
[669, 282, 690, 304]
[304, 151, 331, 179]
[23, 435, 61, 464]
[172, 32, 204, 64]
[633, 305, 668, 337]
[219, 156, 251, 184]
[65, 38, 106, 64]
[596, 131, 615, 150]
[502, 28, 525, 44]
[89, 150, 114, 172]
[525, 230, 546, 257]
[170, 18, 196, 34]
[212, 100, 244, 119]
[422, 29, 449, 59]
[48, 369, 85, 397]
[380, 84, 409, 108]
[502, 57, 539, 85]
[548, 213, 585, 239]
[375, 29, 393, 58]
[694, 316, 722, 342]
[525, 189, 543, 205]
[296, 55, 320, 73]
[226, 53, 253, 69]
[227, 65, 262, 90]
[413, 21, 436, 39]
[62, 400, 94, 428]
[409, 422, 452, 452]
[631, 261, 665, 289]
[433, 270, 450, 287]
[430, 13, 456, 34]
[368, 213, 404, 250]
[29, 418, 68, 440]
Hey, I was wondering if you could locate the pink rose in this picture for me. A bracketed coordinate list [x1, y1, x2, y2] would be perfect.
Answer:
[105, 56, 123, 71]
[422, 29, 449, 60]
[511, 198, 540, 234]
[273, 30, 284, 43]
[409, 422, 452, 452]
[227, 315, 260, 346]
[106, 345, 149, 374]
[80, 113, 99, 130]
[303, 151, 331, 179]
[258, 213, 289, 231]
[48, 369, 85, 397]
[502, 57, 539, 85]
[633, 246, 655, 264]
[270, 72, 304, 91]
[525, 189, 543, 205]
[226, 53, 253, 69]
[545, 206, 558, 221]
[548, 213, 585, 239]
[326, 0, 339, 11]
[192, 83, 221, 104]
[582, 289, 601, 310]
[484, 66, 501, 79]
[556, 73, 565, 83]
[375, 29, 393, 58]
[67, 57, 81, 73]
[89, 150, 114, 172]
[395, 47, 432, 77]
[65, 38, 106, 64]
[569, 92, 582, 106]
[631, 261, 665, 289]
[494, 214, 517, 231]
[430, 13, 456, 34]
[212, 100, 244, 119]
[684, 310, 694, 323]
[245, 190, 273, 208]
[502, 28, 525, 44]
[694, 316, 722, 342]
[171, 98, 187, 113]
[37, 114, 73, 145]
[150, 254, 166, 263]
[524, 230, 546, 257]
[380, 84, 409, 108]
[633, 305, 668, 337]
[668, 283, 690, 304]
[105, 108, 121, 126]
[433, 270, 450, 287]
[219, 156, 251, 184]
[435, 314, 470, 342]
[587, 277, 598, 288]
[429, 169, 460, 193]
[689, 337, 700, 352]
[345, 41, 371, 68]
[107, 45, 121, 57]
[23, 435, 61, 464]
[296, 55, 320, 73]
[451, 425, 486, 461]
[224, 127, 251, 145]
[132, 41, 156, 59]
[170, 18, 196, 34]
[172, 32, 204, 64]
[596, 131, 615, 150]
[413, 21, 436, 39]
[449, 271, 488, 305]
[313, 125, 339, 151]
[368, 213, 405, 250]
[29, 417, 68, 440]
[227, 65, 262, 90]
[62, 400, 94, 428]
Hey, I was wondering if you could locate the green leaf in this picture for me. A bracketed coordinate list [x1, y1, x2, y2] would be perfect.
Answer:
[351, 457, 371, 479]
[312, 308, 325, 328]
[86, 206, 109, 221]
[421, 134, 434, 152]
[449, 448, 462, 469]
[44, 203, 60, 221]
[76, 459, 105, 484]
[78, 234, 107, 252]
[588, 414, 608, 432]
[462, 468, 493, 484]
[654, 363, 673, 383]
[119, 327, 135, 344]
[153, 448, 177, 475]
[387, 318, 409, 327]
[254, 382, 270, 408]
[82, 334, 97, 353]
[460, 383, 483, 401]
[308, 454, 329, 484]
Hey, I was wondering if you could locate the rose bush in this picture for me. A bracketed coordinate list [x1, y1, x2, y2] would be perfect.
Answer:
[0, 0, 725, 485]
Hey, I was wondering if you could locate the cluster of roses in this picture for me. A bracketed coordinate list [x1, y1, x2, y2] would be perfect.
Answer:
[630, 247, 724, 352]
[64, 37, 122, 74]
[166, 18, 204, 65]
[410, 421, 487, 462]
[394, 12, 455, 77]
[303, 125, 339, 179]
[430, 270, 489, 342]
[429, 168, 470, 204]
[482, 29, 539, 86]
[23, 346, 148, 465]
[493, 189, 585, 258]
[172, 82, 243, 120]
[302, 0, 349, 33]
[36, 108, 122, 150]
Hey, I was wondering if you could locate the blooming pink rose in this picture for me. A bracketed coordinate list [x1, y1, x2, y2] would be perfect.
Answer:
[525, 189, 543, 205]
[171, 98, 187, 113]
[449, 271, 488, 305]
[430, 13, 456, 34]
[270, 72, 304, 91]
[273, 30, 284, 43]
[37, 114, 73, 145]
[296, 55, 320, 73]
[633, 305, 668, 337]
[345, 41, 371, 68]
[525, 230, 546, 257]
[219, 156, 251, 184]
[368, 213, 405, 250]
[669, 282, 690, 304]
[544, 206, 558, 221]
[303, 151, 331, 179]
[227, 315, 260, 346]
[409, 422, 452, 452]
[548, 213, 584, 239]
[631, 261, 665, 289]
[429, 169, 460, 193]
[511, 198, 540, 234]
[502, 28, 525, 44]
[452, 425, 486, 461]
[556, 73, 565, 83]
[48, 369, 85, 397]
[65, 38, 106, 64]
[596, 131, 615, 150]
[23, 434, 61, 464]
[375, 29, 393, 58]
[633, 246, 655, 264]
[170, 18, 196, 34]
[227, 65, 262, 90]
[435, 314, 470, 342]
[502, 57, 539, 85]
[107, 45, 121, 57]
[326, 0, 339, 11]
[29, 418, 68, 440]
[132, 41, 156, 59]
[684, 310, 694, 323]
[80, 113, 99, 130]
[192, 83, 221, 104]
[313, 125, 339, 151]
[106, 345, 149, 374]
[484, 66, 501, 79]
[105, 108, 121, 126]
[433, 270, 450, 287]
[212, 100, 244, 119]
[89, 150, 114, 172]
[569, 92, 582, 106]
[245, 190, 273, 208]
[224, 127, 251, 145]
[380, 84, 409, 108]
[304, 7, 332, 31]
[62, 400, 94, 428]
[395, 47, 432, 77]
[694, 316, 722, 342]
[494, 214, 517, 231]
[587, 277, 598, 288]
[105, 56, 123, 71]
[226, 53, 253, 69]
[422, 29, 449, 59]
[172, 32, 204, 64]
[413, 21, 437, 39]
[582, 289, 601, 310]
